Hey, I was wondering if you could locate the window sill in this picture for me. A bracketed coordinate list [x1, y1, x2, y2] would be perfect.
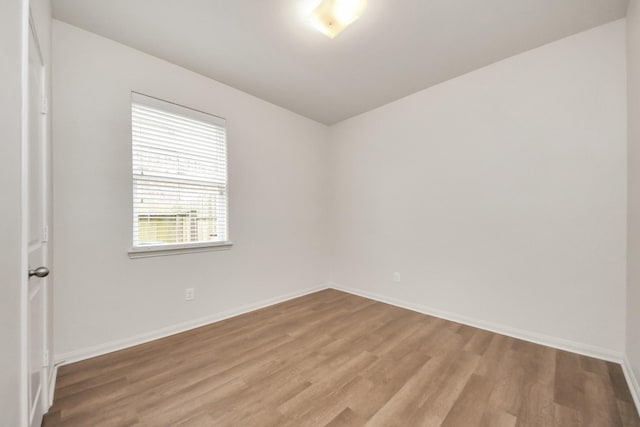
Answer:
[128, 241, 233, 259]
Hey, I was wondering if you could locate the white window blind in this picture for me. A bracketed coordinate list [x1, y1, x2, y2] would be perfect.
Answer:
[131, 93, 228, 251]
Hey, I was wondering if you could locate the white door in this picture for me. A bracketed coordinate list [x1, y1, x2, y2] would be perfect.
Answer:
[26, 15, 49, 427]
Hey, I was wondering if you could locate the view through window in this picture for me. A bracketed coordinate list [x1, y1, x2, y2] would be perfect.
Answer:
[131, 93, 228, 249]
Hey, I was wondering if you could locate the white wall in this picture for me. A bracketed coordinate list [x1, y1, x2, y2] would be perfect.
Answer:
[52, 21, 329, 359]
[627, 0, 640, 398]
[329, 20, 627, 355]
[52, 16, 631, 366]
[0, 1, 26, 425]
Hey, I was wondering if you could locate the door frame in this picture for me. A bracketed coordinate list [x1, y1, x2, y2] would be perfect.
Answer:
[20, 1, 52, 426]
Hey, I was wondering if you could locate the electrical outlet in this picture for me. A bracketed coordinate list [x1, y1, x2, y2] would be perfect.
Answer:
[185, 288, 195, 301]
[393, 272, 401, 283]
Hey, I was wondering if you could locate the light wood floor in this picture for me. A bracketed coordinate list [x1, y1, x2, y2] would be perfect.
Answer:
[43, 289, 639, 427]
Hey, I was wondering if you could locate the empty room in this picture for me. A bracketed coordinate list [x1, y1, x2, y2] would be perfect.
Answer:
[2, 0, 640, 425]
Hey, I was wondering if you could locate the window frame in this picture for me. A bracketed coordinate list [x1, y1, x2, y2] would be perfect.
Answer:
[128, 92, 232, 259]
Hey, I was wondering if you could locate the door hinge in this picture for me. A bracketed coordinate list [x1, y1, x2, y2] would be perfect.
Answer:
[43, 350, 49, 367]
[42, 225, 48, 243]
[41, 97, 48, 115]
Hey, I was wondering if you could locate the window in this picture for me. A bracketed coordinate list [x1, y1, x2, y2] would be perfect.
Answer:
[129, 93, 230, 257]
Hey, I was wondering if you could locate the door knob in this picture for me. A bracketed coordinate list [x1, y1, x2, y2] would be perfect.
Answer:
[28, 266, 49, 278]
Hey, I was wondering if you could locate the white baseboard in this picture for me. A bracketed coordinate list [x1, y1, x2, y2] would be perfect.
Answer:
[329, 283, 623, 363]
[54, 284, 329, 366]
[622, 356, 640, 414]
[52, 281, 638, 416]
[329, 283, 640, 416]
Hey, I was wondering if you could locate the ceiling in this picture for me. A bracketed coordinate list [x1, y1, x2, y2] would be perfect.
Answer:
[52, 0, 629, 125]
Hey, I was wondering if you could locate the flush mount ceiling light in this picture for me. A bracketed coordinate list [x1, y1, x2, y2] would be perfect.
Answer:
[307, 0, 368, 39]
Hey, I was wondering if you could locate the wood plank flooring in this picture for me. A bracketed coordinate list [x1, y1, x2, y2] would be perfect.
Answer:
[43, 289, 640, 427]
